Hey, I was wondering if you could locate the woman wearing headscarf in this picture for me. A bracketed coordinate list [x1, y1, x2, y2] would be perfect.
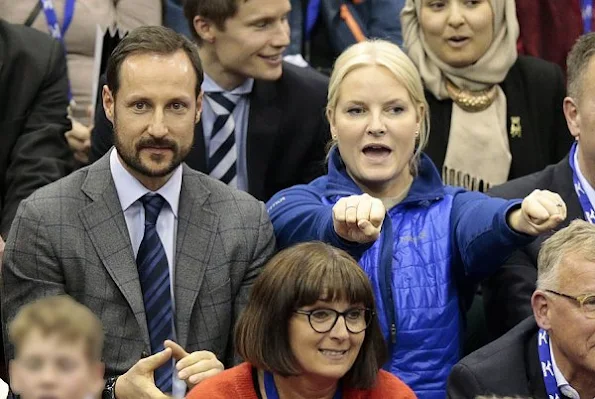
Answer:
[401, 0, 572, 191]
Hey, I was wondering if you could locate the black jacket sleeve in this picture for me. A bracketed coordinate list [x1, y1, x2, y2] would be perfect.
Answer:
[1, 39, 72, 238]
[482, 248, 537, 340]
[447, 363, 487, 399]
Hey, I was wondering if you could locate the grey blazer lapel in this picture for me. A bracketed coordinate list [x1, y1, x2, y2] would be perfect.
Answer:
[174, 166, 219, 348]
[79, 153, 150, 346]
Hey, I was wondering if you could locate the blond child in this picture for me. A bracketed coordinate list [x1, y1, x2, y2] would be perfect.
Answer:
[8, 296, 105, 399]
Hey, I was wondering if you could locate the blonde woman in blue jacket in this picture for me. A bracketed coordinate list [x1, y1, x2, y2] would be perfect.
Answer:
[266, 40, 566, 399]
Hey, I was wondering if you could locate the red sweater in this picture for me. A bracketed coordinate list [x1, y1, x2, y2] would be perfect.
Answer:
[187, 362, 417, 398]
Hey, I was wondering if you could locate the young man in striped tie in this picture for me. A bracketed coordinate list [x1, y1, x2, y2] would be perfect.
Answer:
[91, 0, 330, 203]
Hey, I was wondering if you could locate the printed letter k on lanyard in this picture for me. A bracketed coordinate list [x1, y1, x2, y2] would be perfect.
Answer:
[537, 329, 562, 399]
[264, 371, 342, 399]
[40, 0, 75, 102]
[569, 143, 595, 223]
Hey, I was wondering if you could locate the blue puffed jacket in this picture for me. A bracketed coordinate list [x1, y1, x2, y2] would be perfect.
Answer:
[266, 148, 533, 399]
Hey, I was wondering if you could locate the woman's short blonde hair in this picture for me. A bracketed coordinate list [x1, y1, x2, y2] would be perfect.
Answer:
[326, 39, 430, 174]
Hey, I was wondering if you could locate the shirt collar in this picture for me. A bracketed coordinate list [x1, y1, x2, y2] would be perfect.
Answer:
[574, 144, 595, 206]
[550, 342, 583, 399]
[202, 72, 254, 95]
[109, 148, 182, 217]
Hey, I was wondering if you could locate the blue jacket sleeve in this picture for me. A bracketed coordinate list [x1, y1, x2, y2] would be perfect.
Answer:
[266, 184, 372, 259]
[449, 190, 535, 282]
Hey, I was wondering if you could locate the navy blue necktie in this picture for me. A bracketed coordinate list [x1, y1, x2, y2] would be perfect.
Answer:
[136, 194, 173, 393]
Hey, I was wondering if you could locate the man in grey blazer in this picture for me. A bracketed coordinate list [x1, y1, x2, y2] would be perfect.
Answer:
[1, 26, 275, 398]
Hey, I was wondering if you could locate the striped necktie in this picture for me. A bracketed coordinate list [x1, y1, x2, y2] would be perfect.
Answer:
[206, 92, 240, 187]
[136, 194, 173, 393]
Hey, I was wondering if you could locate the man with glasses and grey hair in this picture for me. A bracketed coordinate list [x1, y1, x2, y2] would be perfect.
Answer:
[447, 219, 595, 399]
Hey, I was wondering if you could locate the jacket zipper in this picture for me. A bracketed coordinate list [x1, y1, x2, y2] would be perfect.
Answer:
[379, 216, 397, 350]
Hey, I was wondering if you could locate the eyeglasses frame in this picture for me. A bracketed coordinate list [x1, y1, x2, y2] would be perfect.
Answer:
[545, 289, 595, 318]
[294, 307, 375, 334]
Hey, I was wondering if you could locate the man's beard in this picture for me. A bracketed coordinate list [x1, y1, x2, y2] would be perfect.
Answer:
[113, 122, 192, 178]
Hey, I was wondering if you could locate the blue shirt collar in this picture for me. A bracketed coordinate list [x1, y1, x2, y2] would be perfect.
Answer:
[109, 148, 182, 217]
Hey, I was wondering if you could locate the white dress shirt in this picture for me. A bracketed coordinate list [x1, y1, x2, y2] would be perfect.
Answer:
[550, 344, 588, 399]
[109, 148, 186, 397]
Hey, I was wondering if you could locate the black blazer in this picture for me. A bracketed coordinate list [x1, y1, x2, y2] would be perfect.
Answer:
[447, 317, 547, 399]
[91, 62, 330, 202]
[483, 153, 583, 339]
[0, 20, 73, 238]
[425, 55, 573, 182]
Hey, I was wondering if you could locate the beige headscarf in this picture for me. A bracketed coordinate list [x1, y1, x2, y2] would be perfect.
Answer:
[401, 0, 520, 191]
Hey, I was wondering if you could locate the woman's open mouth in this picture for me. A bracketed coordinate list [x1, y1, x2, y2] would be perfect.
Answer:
[362, 144, 392, 160]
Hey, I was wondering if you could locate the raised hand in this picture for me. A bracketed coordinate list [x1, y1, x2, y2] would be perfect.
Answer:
[114, 347, 173, 399]
[507, 189, 567, 235]
[165, 340, 224, 389]
[332, 193, 386, 243]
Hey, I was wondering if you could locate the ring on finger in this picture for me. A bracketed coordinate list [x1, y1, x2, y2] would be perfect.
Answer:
[346, 205, 358, 210]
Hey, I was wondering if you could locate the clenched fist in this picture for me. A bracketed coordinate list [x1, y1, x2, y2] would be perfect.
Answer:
[508, 189, 567, 235]
[332, 194, 386, 244]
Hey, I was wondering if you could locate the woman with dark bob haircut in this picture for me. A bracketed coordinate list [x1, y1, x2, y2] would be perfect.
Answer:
[187, 242, 416, 398]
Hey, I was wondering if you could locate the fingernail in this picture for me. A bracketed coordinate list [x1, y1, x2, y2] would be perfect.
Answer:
[189, 375, 198, 384]
[179, 371, 187, 379]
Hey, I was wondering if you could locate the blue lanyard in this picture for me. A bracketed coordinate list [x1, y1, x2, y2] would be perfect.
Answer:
[263, 371, 342, 399]
[40, 0, 75, 40]
[537, 329, 562, 399]
[569, 143, 595, 223]
[583, 0, 593, 33]
[305, 0, 321, 40]
[40, 0, 75, 102]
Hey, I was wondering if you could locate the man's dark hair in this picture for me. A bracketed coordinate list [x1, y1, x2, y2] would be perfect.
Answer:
[567, 32, 595, 101]
[183, 0, 241, 45]
[106, 25, 203, 98]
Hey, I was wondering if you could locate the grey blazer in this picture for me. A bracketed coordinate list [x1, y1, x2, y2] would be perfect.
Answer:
[1, 152, 276, 377]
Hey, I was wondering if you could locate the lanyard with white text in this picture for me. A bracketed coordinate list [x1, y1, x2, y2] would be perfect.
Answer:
[40, 0, 75, 101]
[569, 142, 595, 223]
[537, 329, 562, 399]
[263, 371, 343, 399]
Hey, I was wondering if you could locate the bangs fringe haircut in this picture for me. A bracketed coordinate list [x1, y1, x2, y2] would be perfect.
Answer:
[235, 242, 387, 389]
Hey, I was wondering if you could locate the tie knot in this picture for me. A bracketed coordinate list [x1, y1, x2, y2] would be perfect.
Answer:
[140, 194, 165, 225]
[206, 92, 240, 114]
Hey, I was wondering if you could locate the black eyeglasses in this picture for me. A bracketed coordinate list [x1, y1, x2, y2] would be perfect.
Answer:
[546, 289, 595, 319]
[294, 307, 374, 334]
